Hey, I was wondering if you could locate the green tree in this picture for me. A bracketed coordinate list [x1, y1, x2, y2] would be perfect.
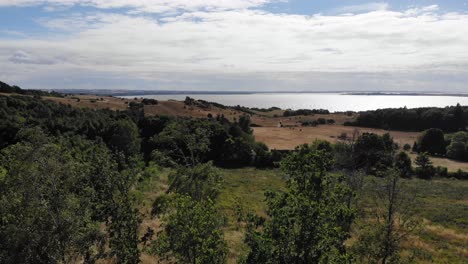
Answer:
[415, 152, 434, 179]
[417, 128, 446, 156]
[244, 144, 355, 263]
[168, 162, 223, 201]
[0, 140, 103, 263]
[395, 151, 412, 178]
[238, 114, 253, 134]
[152, 195, 227, 264]
[153, 120, 211, 167]
[446, 131, 468, 161]
[108, 197, 141, 264]
[106, 118, 141, 158]
[353, 133, 397, 175]
[453, 103, 465, 131]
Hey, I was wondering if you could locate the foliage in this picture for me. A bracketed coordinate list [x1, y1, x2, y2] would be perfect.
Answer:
[168, 162, 223, 201]
[244, 143, 355, 263]
[141, 98, 158, 105]
[353, 133, 397, 175]
[0, 131, 140, 263]
[417, 128, 447, 156]
[446, 131, 468, 161]
[0, 80, 63, 97]
[106, 118, 141, 158]
[151, 119, 213, 166]
[108, 197, 141, 264]
[348, 105, 468, 132]
[403, 143, 411, 151]
[151, 195, 227, 264]
[415, 152, 435, 179]
[395, 151, 413, 178]
[238, 114, 253, 134]
[283, 108, 330, 117]
[352, 170, 421, 264]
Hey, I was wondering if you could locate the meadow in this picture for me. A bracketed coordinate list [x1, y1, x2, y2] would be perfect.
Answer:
[132, 167, 468, 263]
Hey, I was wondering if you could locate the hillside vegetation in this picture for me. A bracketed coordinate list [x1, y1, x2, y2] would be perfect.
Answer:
[0, 82, 467, 263]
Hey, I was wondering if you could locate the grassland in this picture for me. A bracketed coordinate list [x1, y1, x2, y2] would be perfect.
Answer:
[215, 168, 468, 264]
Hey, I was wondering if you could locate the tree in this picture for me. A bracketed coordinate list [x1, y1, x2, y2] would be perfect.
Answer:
[238, 114, 253, 134]
[244, 144, 355, 263]
[453, 103, 465, 131]
[0, 139, 104, 263]
[395, 152, 412, 178]
[106, 118, 141, 158]
[403, 144, 411, 152]
[446, 141, 468, 161]
[152, 119, 212, 167]
[353, 133, 397, 175]
[446, 131, 468, 161]
[152, 196, 227, 264]
[417, 128, 446, 156]
[253, 142, 273, 167]
[108, 197, 141, 264]
[352, 170, 420, 264]
[415, 152, 434, 179]
[167, 162, 223, 201]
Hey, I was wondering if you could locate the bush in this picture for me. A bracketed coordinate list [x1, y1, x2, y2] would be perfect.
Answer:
[141, 98, 158, 105]
[417, 128, 447, 156]
[403, 143, 411, 151]
[283, 109, 330, 117]
[448, 169, 468, 180]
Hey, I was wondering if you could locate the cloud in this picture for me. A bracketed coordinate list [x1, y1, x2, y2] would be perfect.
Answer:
[8, 50, 56, 64]
[332, 2, 390, 14]
[0, 0, 280, 13]
[0, 4, 468, 91]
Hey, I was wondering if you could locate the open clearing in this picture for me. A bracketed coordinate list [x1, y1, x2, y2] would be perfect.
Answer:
[133, 167, 468, 263]
[216, 168, 468, 264]
[253, 125, 419, 150]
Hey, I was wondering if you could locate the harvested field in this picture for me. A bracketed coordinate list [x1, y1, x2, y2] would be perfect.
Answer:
[44, 95, 250, 122]
[253, 125, 419, 150]
[44, 95, 129, 111]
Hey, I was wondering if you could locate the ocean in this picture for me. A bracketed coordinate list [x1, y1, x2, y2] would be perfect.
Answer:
[121, 93, 468, 112]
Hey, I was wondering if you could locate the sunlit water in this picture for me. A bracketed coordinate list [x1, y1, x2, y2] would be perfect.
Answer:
[121, 93, 468, 112]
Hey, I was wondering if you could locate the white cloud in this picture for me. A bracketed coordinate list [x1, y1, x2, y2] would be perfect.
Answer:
[333, 2, 390, 14]
[0, 0, 280, 13]
[1, 4, 468, 91]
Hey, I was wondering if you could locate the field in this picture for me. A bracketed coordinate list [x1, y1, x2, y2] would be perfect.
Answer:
[133, 167, 468, 263]
[44, 95, 251, 122]
[253, 125, 419, 150]
[216, 169, 468, 264]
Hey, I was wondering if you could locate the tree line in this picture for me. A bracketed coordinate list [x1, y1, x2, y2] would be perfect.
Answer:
[346, 104, 467, 132]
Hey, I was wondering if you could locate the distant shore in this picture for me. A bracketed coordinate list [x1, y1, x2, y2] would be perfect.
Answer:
[49, 89, 468, 97]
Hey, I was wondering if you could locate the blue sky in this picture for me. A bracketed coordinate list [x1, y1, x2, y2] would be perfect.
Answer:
[1, 1, 468, 92]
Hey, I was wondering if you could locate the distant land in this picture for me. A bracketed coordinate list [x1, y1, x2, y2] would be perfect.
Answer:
[49, 89, 468, 97]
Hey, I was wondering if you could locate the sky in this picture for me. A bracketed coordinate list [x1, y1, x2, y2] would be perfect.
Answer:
[1, 1, 468, 92]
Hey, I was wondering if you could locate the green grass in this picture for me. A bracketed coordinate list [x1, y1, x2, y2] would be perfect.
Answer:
[216, 168, 468, 263]
[217, 168, 286, 263]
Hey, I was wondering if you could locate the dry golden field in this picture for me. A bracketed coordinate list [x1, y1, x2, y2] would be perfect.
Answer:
[253, 125, 419, 150]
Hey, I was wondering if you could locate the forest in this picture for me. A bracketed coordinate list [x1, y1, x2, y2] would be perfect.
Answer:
[0, 82, 467, 263]
[347, 105, 468, 132]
